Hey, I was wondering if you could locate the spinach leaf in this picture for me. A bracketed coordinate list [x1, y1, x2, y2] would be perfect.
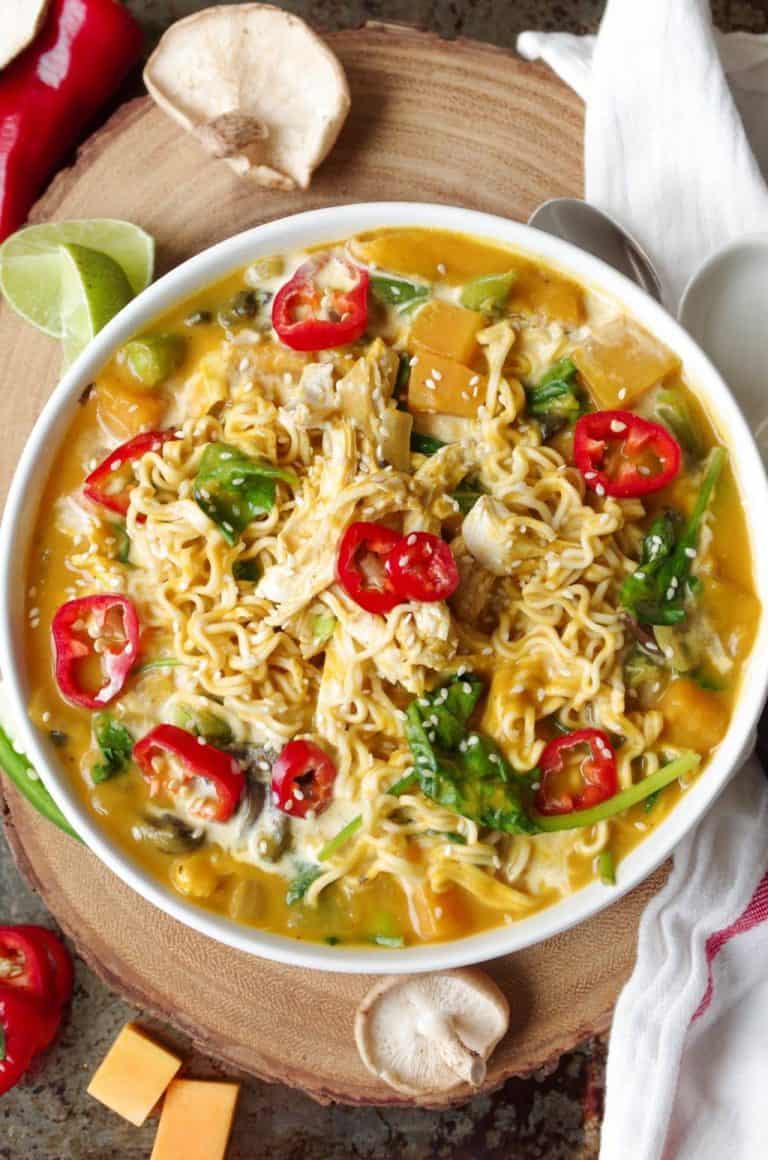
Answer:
[525, 358, 586, 436]
[370, 274, 430, 315]
[194, 443, 298, 545]
[404, 675, 538, 836]
[92, 714, 134, 784]
[233, 558, 261, 583]
[286, 862, 324, 906]
[410, 432, 447, 456]
[450, 477, 485, 515]
[620, 449, 726, 626]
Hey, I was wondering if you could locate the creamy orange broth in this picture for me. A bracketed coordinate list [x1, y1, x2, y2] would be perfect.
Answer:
[24, 228, 759, 947]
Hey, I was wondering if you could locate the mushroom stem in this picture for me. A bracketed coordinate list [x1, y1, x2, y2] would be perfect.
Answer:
[412, 1000, 487, 1087]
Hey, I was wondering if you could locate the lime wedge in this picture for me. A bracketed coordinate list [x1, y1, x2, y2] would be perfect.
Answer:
[58, 243, 135, 365]
[0, 219, 154, 338]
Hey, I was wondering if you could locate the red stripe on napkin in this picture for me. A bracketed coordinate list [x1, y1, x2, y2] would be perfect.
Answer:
[693, 869, 768, 1020]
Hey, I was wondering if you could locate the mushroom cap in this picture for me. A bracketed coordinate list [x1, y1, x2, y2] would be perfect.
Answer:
[143, 3, 350, 190]
[355, 969, 509, 1097]
[1, 0, 51, 71]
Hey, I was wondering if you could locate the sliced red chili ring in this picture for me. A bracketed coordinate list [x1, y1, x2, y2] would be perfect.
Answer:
[0, 985, 48, 1095]
[336, 521, 403, 614]
[535, 729, 618, 816]
[385, 531, 460, 603]
[134, 724, 245, 824]
[272, 254, 369, 352]
[574, 410, 681, 498]
[52, 594, 140, 710]
[83, 430, 175, 517]
[271, 740, 337, 818]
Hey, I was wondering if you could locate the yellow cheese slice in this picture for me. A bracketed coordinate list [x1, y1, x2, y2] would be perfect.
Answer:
[87, 1023, 182, 1127]
[151, 1079, 241, 1160]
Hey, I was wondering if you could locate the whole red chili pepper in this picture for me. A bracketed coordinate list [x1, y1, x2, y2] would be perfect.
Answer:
[0, 986, 48, 1096]
[84, 430, 175, 517]
[574, 410, 681, 499]
[52, 594, 140, 710]
[535, 729, 618, 816]
[134, 724, 245, 823]
[0, 0, 144, 241]
[272, 739, 337, 818]
[0, 928, 54, 1006]
[272, 254, 369, 351]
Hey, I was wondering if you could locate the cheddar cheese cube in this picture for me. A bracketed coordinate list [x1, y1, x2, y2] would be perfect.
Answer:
[87, 1023, 182, 1127]
[151, 1079, 241, 1160]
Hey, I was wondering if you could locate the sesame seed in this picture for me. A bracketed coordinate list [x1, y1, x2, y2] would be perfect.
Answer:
[437, 263, 447, 275]
[425, 378, 436, 391]
[595, 483, 605, 497]
[618, 388, 627, 400]
[410, 356, 419, 367]
[610, 420, 627, 433]
[469, 375, 480, 386]
[432, 369, 443, 381]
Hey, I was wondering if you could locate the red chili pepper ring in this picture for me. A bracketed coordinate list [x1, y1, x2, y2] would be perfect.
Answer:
[574, 410, 681, 498]
[52, 594, 140, 710]
[134, 724, 244, 823]
[272, 254, 369, 351]
[535, 729, 618, 816]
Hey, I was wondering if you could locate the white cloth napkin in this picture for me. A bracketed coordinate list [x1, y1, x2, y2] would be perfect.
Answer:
[518, 4, 768, 1159]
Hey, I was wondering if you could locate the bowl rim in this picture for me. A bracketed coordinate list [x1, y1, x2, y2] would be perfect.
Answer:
[1, 200, 767, 974]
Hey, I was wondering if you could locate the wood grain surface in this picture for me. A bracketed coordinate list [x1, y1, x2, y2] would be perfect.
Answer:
[0, 22, 660, 1106]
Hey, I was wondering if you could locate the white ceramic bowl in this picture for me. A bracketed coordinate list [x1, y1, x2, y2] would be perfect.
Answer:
[2, 203, 767, 974]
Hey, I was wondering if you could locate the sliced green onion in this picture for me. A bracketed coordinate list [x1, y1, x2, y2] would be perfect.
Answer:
[460, 271, 516, 313]
[136, 658, 184, 673]
[373, 935, 405, 948]
[598, 849, 616, 885]
[0, 725, 81, 842]
[531, 752, 700, 832]
[318, 816, 362, 862]
[318, 772, 417, 862]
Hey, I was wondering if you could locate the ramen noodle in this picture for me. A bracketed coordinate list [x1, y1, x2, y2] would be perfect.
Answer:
[25, 228, 760, 947]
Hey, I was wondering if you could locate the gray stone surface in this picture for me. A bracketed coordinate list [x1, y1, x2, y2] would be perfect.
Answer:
[3, 1, 767, 1157]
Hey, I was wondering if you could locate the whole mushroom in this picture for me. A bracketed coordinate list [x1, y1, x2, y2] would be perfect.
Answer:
[355, 969, 509, 1096]
[143, 3, 351, 191]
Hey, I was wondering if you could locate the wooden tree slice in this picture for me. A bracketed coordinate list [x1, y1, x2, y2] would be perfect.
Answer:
[0, 23, 659, 1106]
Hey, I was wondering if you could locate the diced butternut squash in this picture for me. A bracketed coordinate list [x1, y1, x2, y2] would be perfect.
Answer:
[151, 1079, 240, 1160]
[408, 348, 486, 417]
[409, 300, 485, 364]
[95, 376, 168, 441]
[352, 228, 518, 283]
[657, 677, 729, 752]
[507, 264, 585, 328]
[572, 316, 681, 408]
[408, 882, 468, 942]
[87, 1023, 182, 1127]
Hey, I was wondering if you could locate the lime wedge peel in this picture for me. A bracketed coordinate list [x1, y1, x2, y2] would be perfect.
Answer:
[58, 243, 136, 365]
[0, 218, 155, 338]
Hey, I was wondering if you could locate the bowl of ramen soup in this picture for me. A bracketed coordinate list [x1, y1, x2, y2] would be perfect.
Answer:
[2, 204, 767, 972]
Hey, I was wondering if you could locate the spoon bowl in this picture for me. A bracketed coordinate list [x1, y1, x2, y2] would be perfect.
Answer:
[678, 233, 768, 461]
[528, 197, 664, 304]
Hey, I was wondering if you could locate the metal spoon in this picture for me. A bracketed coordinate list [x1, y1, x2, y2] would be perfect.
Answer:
[528, 197, 664, 304]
